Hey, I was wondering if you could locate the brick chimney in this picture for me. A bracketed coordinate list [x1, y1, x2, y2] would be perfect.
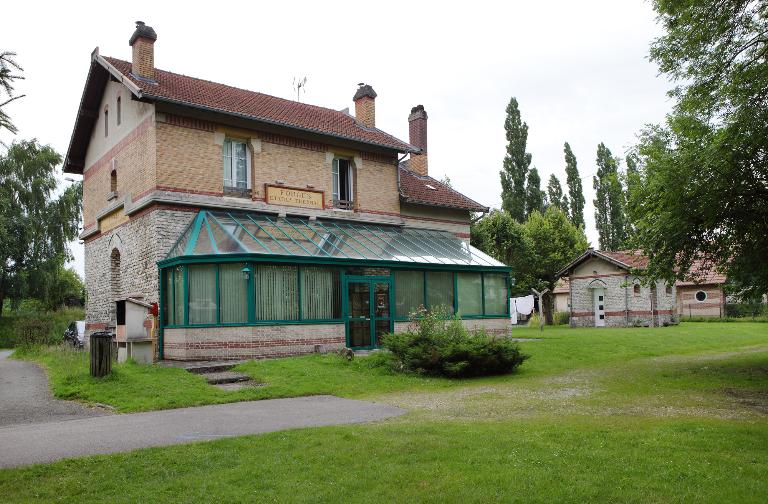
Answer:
[408, 105, 428, 176]
[129, 21, 157, 81]
[353, 84, 377, 128]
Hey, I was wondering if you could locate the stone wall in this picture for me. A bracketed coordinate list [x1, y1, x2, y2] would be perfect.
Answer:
[569, 258, 677, 328]
[163, 323, 345, 360]
[84, 206, 197, 334]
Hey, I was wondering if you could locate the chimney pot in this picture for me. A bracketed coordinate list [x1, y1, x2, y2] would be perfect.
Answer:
[408, 104, 428, 176]
[129, 21, 157, 81]
[353, 84, 377, 128]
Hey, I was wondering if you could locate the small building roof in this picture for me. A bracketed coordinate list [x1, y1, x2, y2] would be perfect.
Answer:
[556, 249, 726, 286]
[553, 278, 570, 294]
[398, 161, 488, 213]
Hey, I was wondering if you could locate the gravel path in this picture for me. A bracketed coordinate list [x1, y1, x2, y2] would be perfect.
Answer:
[0, 350, 107, 427]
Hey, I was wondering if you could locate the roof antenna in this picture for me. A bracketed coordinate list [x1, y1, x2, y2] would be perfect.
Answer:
[293, 76, 307, 102]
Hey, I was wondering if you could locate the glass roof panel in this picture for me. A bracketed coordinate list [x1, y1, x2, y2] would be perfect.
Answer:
[165, 210, 507, 269]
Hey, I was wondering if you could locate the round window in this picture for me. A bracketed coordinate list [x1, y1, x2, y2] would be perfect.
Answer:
[695, 291, 707, 302]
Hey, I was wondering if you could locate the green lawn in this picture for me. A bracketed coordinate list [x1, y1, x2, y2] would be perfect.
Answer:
[4, 322, 768, 502]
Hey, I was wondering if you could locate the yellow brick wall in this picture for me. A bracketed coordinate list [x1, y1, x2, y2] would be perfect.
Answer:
[83, 121, 156, 228]
[154, 119, 401, 214]
[156, 122, 222, 194]
[253, 141, 329, 202]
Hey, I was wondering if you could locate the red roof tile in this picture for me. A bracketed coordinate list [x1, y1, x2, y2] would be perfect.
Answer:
[398, 162, 488, 212]
[676, 259, 727, 286]
[103, 57, 415, 153]
[597, 250, 649, 269]
[553, 278, 570, 294]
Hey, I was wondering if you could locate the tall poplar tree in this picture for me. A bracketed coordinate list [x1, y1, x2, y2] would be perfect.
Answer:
[499, 97, 531, 222]
[593, 143, 627, 250]
[563, 142, 584, 229]
[525, 167, 545, 216]
[546, 174, 568, 214]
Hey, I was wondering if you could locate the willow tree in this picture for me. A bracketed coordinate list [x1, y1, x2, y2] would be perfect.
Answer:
[0, 140, 81, 314]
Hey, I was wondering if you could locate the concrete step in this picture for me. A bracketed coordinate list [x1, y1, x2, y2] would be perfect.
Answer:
[200, 371, 252, 385]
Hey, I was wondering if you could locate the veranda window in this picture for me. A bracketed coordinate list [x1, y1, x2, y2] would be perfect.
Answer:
[394, 270, 425, 318]
[332, 158, 353, 209]
[223, 139, 249, 191]
[426, 271, 454, 314]
[219, 263, 248, 324]
[255, 265, 299, 320]
[457, 272, 483, 316]
[483, 273, 507, 315]
[301, 267, 341, 319]
[188, 265, 217, 324]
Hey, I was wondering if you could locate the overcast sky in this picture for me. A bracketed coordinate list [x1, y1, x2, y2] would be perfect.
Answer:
[1, 1, 672, 277]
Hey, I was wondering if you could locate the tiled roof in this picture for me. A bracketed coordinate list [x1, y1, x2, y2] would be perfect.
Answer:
[557, 249, 727, 286]
[598, 250, 649, 269]
[103, 57, 416, 153]
[398, 161, 488, 212]
[676, 259, 727, 286]
[553, 278, 570, 294]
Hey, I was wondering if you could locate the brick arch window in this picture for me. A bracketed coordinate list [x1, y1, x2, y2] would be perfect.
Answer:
[633, 283, 641, 296]
[104, 106, 109, 137]
[116, 96, 121, 126]
[110, 169, 117, 193]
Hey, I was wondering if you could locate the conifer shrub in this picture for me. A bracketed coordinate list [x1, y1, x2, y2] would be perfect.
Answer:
[382, 309, 528, 378]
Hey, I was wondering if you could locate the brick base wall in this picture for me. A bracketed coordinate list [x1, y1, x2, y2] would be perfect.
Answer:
[163, 324, 345, 360]
[393, 318, 512, 335]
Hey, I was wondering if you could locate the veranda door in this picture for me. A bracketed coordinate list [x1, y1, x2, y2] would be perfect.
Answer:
[344, 277, 392, 349]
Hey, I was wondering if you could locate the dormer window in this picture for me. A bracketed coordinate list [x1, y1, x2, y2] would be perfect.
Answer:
[332, 158, 353, 209]
[223, 138, 250, 196]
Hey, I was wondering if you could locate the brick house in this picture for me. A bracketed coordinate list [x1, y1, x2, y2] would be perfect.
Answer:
[675, 260, 727, 318]
[556, 249, 677, 327]
[64, 22, 512, 360]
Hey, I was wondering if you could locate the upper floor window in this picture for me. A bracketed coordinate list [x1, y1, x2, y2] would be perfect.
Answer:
[104, 109, 108, 137]
[332, 158, 353, 209]
[110, 169, 117, 193]
[116, 96, 121, 126]
[223, 139, 250, 195]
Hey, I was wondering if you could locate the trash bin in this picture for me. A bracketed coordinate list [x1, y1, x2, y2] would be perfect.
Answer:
[90, 331, 114, 377]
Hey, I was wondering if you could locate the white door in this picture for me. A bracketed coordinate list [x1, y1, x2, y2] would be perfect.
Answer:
[594, 288, 605, 327]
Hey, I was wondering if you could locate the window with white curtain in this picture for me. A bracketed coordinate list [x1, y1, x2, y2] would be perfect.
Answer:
[188, 265, 216, 324]
[301, 267, 341, 319]
[254, 265, 299, 320]
[223, 139, 249, 190]
[219, 263, 248, 323]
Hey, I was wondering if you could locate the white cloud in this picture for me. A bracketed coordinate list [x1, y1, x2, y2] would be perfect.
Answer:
[1, 0, 672, 276]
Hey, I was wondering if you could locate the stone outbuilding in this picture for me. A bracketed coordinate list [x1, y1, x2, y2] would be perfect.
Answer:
[556, 249, 677, 328]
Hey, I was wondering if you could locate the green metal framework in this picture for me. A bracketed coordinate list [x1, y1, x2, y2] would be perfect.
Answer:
[157, 210, 512, 356]
[161, 210, 507, 268]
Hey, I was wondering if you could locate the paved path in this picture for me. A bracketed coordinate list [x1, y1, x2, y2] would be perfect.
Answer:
[0, 395, 404, 468]
[0, 350, 107, 427]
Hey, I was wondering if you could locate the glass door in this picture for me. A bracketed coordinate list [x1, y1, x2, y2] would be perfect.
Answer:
[344, 277, 392, 349]
[347, 281, 372, 348]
